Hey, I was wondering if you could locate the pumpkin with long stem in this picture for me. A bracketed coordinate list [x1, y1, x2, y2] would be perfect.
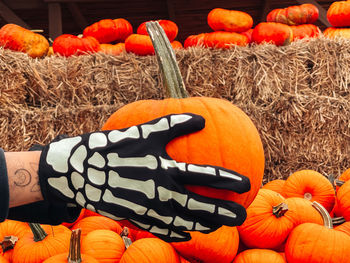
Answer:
[103, 21, 265, 210]
[43, 229, 98, 263]
[12, 223, 71, 263]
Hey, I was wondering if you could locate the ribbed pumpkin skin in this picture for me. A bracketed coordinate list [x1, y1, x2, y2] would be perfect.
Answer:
[335, 221, 350, 236]
[285, 223, 350, 263]
[324, 27, 350, 39]
[282, 170, 335, 212]
[71, 216, 123, 237]
[207, 8, 253, 33]
[237, 189, 294, 249]
[203, 31, 249, 48]
[336, 168, 350, 192]
[327, 1, 350, 27]
[137, 20, 178, 42]
[125, 34, 154, 56]
[285, 197, 323, 226]
[43, 253, 99, 263]
[0, 256, 8, 263]
[120, 238, 180, 263]
[100, 43, 125, 56]
[171, 226, 239, 263]
[81, 229, 125, 263]
[12, 225, 71, 263]
[0, 24, 49, 58]
[184, 33, 206, 48]
[0, 220, 31, 262]
[102, 97, 265, 209]
[52, 34, 100, 57]
[267, 4, 319, 25]
[336, 180, 350, 221]
[290, 24, 320, 41]
[233, 249, 287, 263]
[262, 179, 285, 196]
[252, 22, 293, 46]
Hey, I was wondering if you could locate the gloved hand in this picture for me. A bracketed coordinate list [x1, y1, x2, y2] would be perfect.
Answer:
[38, 113, 250, 242]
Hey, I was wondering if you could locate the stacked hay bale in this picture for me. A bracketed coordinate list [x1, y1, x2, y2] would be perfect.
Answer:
[0, 36, 349, 181]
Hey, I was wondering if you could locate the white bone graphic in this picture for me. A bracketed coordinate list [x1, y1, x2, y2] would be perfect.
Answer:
[160, 157, 186, 171]
[85, 183, 102, 202]
[75, 192, 86, 207]
[188, 198, 215, 213]
[88, 152, 106, 168]
[141, 117, 169, 139]
[108, 170, 155, 199]
[107, 153, 157, 170]
[173, 216, 194, 230]
[97, 210, 125, 221]
[195, 222, 211, 231]
[103, 189, 147, 215]
[157, 186, 187, 207]
[147, 209, 173, 224]
[219, 207, 237, 218]
[48, 176, 75, 198]
[87, 168, 106, 185]
[219, 169, 242, 181]
[170, 114, 192, 127]
[188, 164, 216, 176]
[46, 137, 81, 173]
[89, 132, 108, 149]
[86, 204, 95, 212]
[149, 225, 169, 235]
[129, 219, 151, 230]
[71, 172, 84, 190]
[70, 145, 87, 173]
[108, 126, 140, 143]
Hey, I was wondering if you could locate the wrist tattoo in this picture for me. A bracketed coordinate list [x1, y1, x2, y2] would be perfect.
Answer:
[13, 169, 32, 187]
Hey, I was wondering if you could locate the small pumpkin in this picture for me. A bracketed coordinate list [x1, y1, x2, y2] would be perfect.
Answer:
[81, 229, 126, 263]
[171, 40, 183, 49]
[12, 223, 71, 263]
[290, 24, 321, 41]
[120, 238, 180, 263]
[183, 33, 206, 48]
[100, 43, 125, 56]
[334, 168, 350, 192]
[335, 221, 350, 236]
[241, 28, 254, 43]
[52, 34, 100, 57]
[207, 8, 253, 33]
[203, 31, 249, 49]
[137, 20, 178, 42]
[171, 226, 239, 263]
[0, 24, 49, 58]
[327, 1, 350, 27]
[252, 22, 293, 46]
[267, 4, 319, 25]
[125, 34, 154, 56]
[285, 202, 350, 263]
[43, 229, 98, 263]
[262, 179, 285, 196]
[282, 169, 335, 213]
[83, 18, 133, 43]
[233, 249, 287, 263]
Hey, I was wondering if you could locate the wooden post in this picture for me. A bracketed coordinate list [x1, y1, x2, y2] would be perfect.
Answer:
[67, 2, 88, 30]
[48, 2, 62, 40]
[0, 0, 31, 29]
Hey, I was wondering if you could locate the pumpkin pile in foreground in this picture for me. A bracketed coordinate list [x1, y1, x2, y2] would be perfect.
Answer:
[1, 168, 350, 263]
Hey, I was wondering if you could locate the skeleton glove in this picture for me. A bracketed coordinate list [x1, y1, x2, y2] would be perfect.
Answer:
[38, 113, 250, 242]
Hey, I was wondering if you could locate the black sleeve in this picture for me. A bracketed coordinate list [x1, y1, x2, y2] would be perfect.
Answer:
[0, 148, 9, 222]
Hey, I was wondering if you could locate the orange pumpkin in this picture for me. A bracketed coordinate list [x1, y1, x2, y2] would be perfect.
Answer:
[137, 20, 178, 42]
[81, 229, 126, 263]
[171, 40, 183, 49]
[335, 180, 350, 221]
[71, 215, 123, 238]
[207, 8, 253, 33]
[262, 179, 285, 196]
[12, 223, 71, 263]
[0, 24, 49, 58]
[183, 33, 206, 48]
[267, 4, 319, 25]
[52, 34, 100, 57]
[282, 169, 335, 213]
[0, 256, 8, 263]
[0, 220, 30, 262]
[241, 28, 254, 43]
[125, 34, 154, 56]
[43, 229, 98, 263]
[120, 238, 180, 263]
[103, 21, 265, 209]
[171, 226, 239, 263]
[327, 1, 350, 27]
[100, 43, 125, 56]
[290, 24, 321, 41]
[285, 202, 350, 263]
[83, 18, 133, 43]
[252, 22, 293, 46]
[323, 27, 350, 39]
[203, 31, 249, 49]
[233, 249, 287, 263]
[335, 168, 350, 192]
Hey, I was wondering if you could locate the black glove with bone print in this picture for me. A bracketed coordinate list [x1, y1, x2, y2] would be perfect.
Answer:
[38, 113, 250, 242]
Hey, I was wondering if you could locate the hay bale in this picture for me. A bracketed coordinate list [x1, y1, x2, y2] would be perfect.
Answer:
[0, 37, 349, 181]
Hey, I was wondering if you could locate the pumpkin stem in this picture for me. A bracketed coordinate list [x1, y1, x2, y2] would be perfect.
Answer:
[332, 216, 346, 226]
[0, 236, 18, 252]
[120, 227, 132, 249]
[334, 179, 345, 187]
[312, 201, 333, 229]
[28, 223, 48, 242]
[272, 202, 288, 218]
[304, 192, 312, 200]
[68, 229, 82, 263]
[146, 21, 189, 99]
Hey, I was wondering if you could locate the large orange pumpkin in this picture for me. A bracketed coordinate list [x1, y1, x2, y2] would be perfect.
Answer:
[252, 22, 293, 46]
[103, 22, 264, 209]
[52, 34, 100, 57]
[267, 4, 319, 25]
[203, 31, 249, 49]
[137, 20, 178, 42]
[324, 27, 350, 39]
[327, 1, 350, 27]
[125, 34, 154, 56]
[0, 24, 49, 58]
[233, 249, 287, 263]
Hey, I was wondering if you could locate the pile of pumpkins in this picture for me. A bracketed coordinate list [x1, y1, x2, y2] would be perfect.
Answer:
[1, 168, 350, 263]
[1, 1, 350, 58]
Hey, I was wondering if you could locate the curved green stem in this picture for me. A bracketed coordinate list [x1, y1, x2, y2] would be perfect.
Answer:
[146, 21, 188, 99]
[312, 201, 333, 229]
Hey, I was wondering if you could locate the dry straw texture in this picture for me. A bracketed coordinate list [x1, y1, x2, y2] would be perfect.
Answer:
[0, 36, 349, 181]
